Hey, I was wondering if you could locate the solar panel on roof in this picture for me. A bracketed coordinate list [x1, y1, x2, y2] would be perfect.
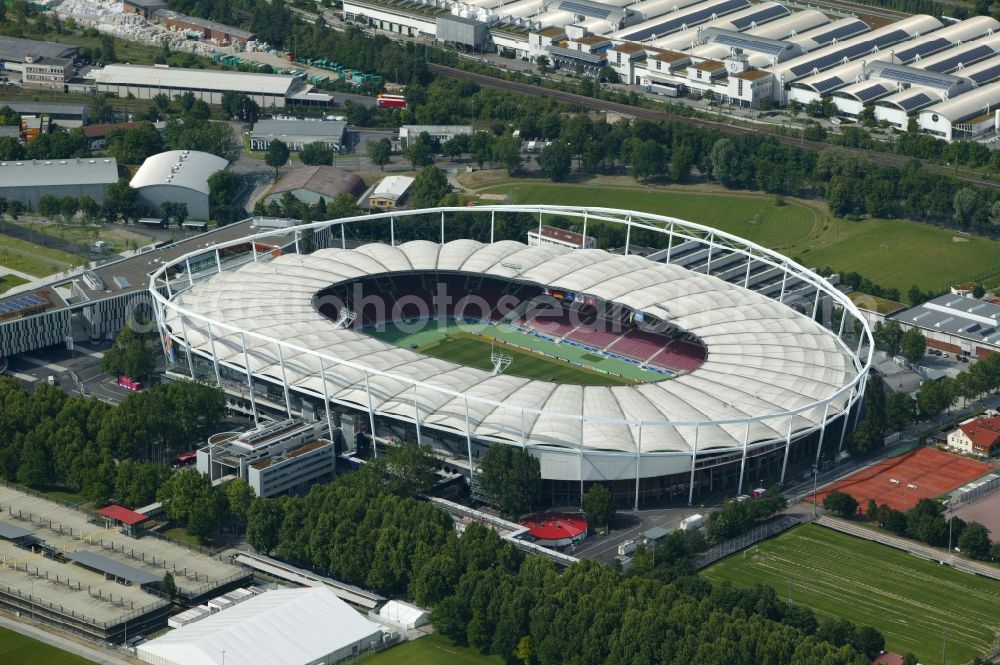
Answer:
[894, 37, 951, 63]
[559, 0, 612, 19]
[924, 44, 995, 73]
[712, 32, 786, 56]
[812, 75, 845, 93]
[623, 0, 748, 41]
[880, 67, 954, 89]
[970, 63, 1000, 84]
[730, 4, 787, 29]
[897, 92, 933, 110]
[810, 20, 868, 45]
[855, 83, 890, 102]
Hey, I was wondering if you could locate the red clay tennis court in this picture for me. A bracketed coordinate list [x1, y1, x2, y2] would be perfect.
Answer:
[814, 447, 994, 513]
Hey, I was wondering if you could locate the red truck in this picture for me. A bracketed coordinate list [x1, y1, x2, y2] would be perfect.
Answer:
[377, 94, 407, 109]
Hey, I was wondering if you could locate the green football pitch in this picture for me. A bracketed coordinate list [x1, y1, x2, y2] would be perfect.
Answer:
[358, 633, 501, 664]
[0, 627, 95, 665]
[701, 525, 1000, 664]
[366, 321, 670, 385]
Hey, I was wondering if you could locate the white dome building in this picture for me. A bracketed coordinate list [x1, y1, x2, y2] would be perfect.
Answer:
[130, 150, 229, 221]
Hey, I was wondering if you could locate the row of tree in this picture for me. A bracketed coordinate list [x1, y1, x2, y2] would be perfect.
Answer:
[0, 376, 224, 507]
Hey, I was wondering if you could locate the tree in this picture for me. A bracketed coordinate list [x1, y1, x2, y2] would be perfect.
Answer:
[900, 327, 926, 364]
[874, 320, 904, 357]
[161, 571, 177, 598]
[161, 201, 189, 228]
[188, 492, 225, 545]
[493, 135, 522, 175]
[366, 138, 392, 171]
[973, 283, 986, 299]
[823, 490, 858, 518]
[102, 178, 139, 223]
[953, 187, 978, 228]
[265, 139, 290, 177]
[469, 132, 495, 169]
[538, 141, 572, 182]
[405, 131, 435, 169]
[379, 442, 438, 497]
[630, 139, 665, 181]
[536, 55, 550, 74]
[207, 170, 241, 224]
[299, 141, 335, 166]
[89, 94, 115, 124]
[903, 654, 918, 665]
[106, 123, 163, 164]
[885, 393, 915, 431]
[102, 322, 156, 381]
[247, 497, 283, 555]
[442, 134, 468, 159]
[478, 445, 541, 517]
[581, 484, 616, 530]
[409, 166, 451, 209]
[225, 478, 255, 533]
[958, 522, 991, 559]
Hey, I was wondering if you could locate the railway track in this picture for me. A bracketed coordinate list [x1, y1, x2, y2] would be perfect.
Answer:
[428, 63, 1000, 190]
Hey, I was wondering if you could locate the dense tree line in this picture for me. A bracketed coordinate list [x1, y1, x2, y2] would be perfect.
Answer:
[0, 376, 223, 506]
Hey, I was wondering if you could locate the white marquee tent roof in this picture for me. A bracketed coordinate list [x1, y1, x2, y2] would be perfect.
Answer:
[165, 240, 856, 453]
[137, 588, 381, 665]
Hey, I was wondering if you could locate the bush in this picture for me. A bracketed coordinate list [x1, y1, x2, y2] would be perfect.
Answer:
[823, 490, 859, 518]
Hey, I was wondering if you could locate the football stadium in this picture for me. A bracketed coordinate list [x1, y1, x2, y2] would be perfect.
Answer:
[150, 206, 873, 506]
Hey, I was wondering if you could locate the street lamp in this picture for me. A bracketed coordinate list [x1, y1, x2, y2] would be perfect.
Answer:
[812, 465, 818, 517]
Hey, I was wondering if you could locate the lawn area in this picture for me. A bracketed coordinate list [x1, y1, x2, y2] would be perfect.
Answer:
[701, 524, 1000, 664]
[358, 633, 502, 665]
[7, 220, 157, 256]
[477, 178, 817, 250]
[790, 218, 1000, 293]
[0, 232, 84, 277]
[0, 274, 29, 294]
[0, 626, 95, 665]
[161, 526, 202, 547]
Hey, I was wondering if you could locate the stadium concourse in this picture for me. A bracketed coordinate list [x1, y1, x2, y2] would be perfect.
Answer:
[152, 206, 872, 507]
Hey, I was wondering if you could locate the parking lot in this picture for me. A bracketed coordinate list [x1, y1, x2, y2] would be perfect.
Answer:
[572, 506, 706, 563]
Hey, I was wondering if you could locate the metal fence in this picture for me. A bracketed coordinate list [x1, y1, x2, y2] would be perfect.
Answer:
[692, 515, 803, 570]
[947, 473, 1000, 508]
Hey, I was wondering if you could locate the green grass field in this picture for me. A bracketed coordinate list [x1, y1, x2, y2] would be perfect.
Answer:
[701, 525, 1000, 664]
[0, 274, 29, 294]
[358, 633, 501, 665]
[479, 180, 817, 249]
[0, 232, 83, 277]
[0, 627, 95, 665]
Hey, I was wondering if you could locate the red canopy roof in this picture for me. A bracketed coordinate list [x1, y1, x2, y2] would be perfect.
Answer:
[97, 504, 148, 526]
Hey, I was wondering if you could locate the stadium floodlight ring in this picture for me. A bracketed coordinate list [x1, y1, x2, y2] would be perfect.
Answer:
[150, 206, 873, 506]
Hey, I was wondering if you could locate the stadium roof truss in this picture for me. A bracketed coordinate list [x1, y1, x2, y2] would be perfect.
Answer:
[151, 206, 873, 494]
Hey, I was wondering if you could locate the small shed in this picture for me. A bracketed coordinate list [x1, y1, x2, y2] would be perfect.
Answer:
[642, 526, 670, 546]
[378, 599, 429, 630]
[96, 503, 149, 537]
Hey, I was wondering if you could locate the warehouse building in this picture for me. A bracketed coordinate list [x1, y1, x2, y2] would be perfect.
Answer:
[0, 158, 119, 208]
[130, 150, 229, 221]
[918, 80, 1000, 141]
[197, 420, 336, 497]
[137, 587, 386, 665]
[249, 119, 347, 151]
[93, 64, 332, 109]
[0, 36, 78, 73]
[151, 9, 256, 45]
[398, 124, 473, 144]
[892, 293, 1000, 358]
[122, 0, 169, 18]
[0, 101, 89, 127]
[265, 166, 366, 206]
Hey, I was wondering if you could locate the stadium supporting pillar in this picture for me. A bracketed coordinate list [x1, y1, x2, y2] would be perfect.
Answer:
[582, 211, 588, 248]
[205, 321, 223, 390]
[390, 217, 395, 247]
[779, 416, 794, 486]
[164, 274, 172, 300]
[635, 422, 643, 510]
[153, 302, 170, 365]
[744, 257, 752, 289]
[440, 212, 445, 244]
[778, 267, 788, 303]
[252, 242, 258, 262]
[705, 233, 713, 274]
[341, 224, 346, 250]
[665, 225, 674, 262]
[852, 377, 867, 431]
[464, 396, 474, 481]
[318, 356, 334, 442]
[215, 248, 222, 274]
[855, 332, 865, 359]
[490, 210, 495, 244]
[240, 332, 259, 426]
[364, 369, 378, 459]
[413, 383, 422, 446]
[837, 308, 847, 339]
[811, 288, 821, 321]
[688, 424, 700, 505]
[814, 402, 831, 469]
[276, 343, 293, 418]
[737, 421, 752, 495]
[520, 408, 527, 448]
[625, 218, 631, 256]
[186, 258, 194, 287]
[837, 387, 856, 453]
[178, 315, 196, 379]
[537, 210, 543, 238]
[294, 230, 300, 255]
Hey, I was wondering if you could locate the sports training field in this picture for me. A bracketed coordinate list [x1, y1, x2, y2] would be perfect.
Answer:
[0, 627, 95, 665]
[702, 524, 1000, 664]
[358, 633, 501, 664]
[368, 321, 663, 385]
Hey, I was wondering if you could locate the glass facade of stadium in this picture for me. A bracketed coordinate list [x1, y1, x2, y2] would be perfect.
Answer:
[151, 206, 873, 507]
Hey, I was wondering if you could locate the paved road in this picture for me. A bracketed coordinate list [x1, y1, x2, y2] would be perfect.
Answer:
[0, 614, 133, 665]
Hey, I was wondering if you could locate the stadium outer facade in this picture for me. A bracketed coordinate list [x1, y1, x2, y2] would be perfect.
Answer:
[150, 206, 873, 507]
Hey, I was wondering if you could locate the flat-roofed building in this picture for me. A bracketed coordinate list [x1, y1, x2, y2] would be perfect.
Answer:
[197, 420, 336, 497]
[892, 293, 1000, 357]
[0, 157, 118, 208]
[527, 224, 596, 249]
[152, 9, 256, 45]
[93, 64, 331, 109]
[22, 54, 74, 92]
[0, 36, 78, 73]
[0, 101, 89, 127]
[122, 0, 169, 18]
[398, 124, 473, 144]
[250, 119, 347, 151]
[364, 175, 414, 210]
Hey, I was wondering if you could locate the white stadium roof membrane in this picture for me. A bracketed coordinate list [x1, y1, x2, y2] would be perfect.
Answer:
[165, 239, 857, 454]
